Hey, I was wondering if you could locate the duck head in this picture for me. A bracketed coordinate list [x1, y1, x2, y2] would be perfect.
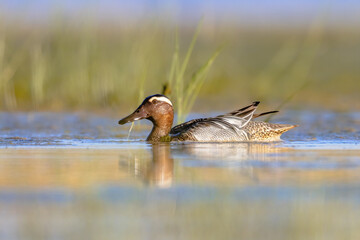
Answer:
[118, 94, 174, 141]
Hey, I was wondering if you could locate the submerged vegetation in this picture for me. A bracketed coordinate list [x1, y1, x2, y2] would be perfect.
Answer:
[0, 16, 359, 117]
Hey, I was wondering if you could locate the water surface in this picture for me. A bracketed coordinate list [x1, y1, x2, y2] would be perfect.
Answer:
[0, 111, 359, 240]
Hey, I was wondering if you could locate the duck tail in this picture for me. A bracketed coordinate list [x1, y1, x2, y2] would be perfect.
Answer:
[274, 124, 299, 134]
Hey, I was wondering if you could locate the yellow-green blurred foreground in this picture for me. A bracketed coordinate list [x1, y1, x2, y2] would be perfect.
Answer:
[0, 144, 360, 240]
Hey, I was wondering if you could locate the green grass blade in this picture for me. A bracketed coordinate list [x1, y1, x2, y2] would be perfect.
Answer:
[167, 29, 179, 97]
[31, 44, 47, 109]
[265, 18, 324, 121]
[182, 48, 221, 119]
[178, 19, 203, 81]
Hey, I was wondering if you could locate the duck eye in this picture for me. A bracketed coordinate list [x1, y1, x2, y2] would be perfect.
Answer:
[152, 99, 158, 104]
[136, 109, 140, 113]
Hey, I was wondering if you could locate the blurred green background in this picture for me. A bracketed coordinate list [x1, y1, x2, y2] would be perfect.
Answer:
[0, 0, 359, 113]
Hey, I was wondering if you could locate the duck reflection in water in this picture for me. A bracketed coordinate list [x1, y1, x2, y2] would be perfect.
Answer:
[174, 142, 287, 161]
[122, 142, 290, 188]
[145, 143, 173, 188]
[122, 143, 173, 188]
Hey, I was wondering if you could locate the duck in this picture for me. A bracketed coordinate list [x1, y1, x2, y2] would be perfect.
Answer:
[118, 94, 298, 142]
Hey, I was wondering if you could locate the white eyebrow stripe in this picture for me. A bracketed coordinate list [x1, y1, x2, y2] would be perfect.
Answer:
[149, 96, 173, 106]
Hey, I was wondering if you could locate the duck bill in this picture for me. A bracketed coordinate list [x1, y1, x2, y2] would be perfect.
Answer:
[118, 110, 147, 125]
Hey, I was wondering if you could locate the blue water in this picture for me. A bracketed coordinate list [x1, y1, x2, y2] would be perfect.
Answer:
[0, 110, 359, 147]
[0, 111, 359, 240]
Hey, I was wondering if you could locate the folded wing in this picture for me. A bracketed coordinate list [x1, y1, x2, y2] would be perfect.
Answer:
[170, 101, 263, 137]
